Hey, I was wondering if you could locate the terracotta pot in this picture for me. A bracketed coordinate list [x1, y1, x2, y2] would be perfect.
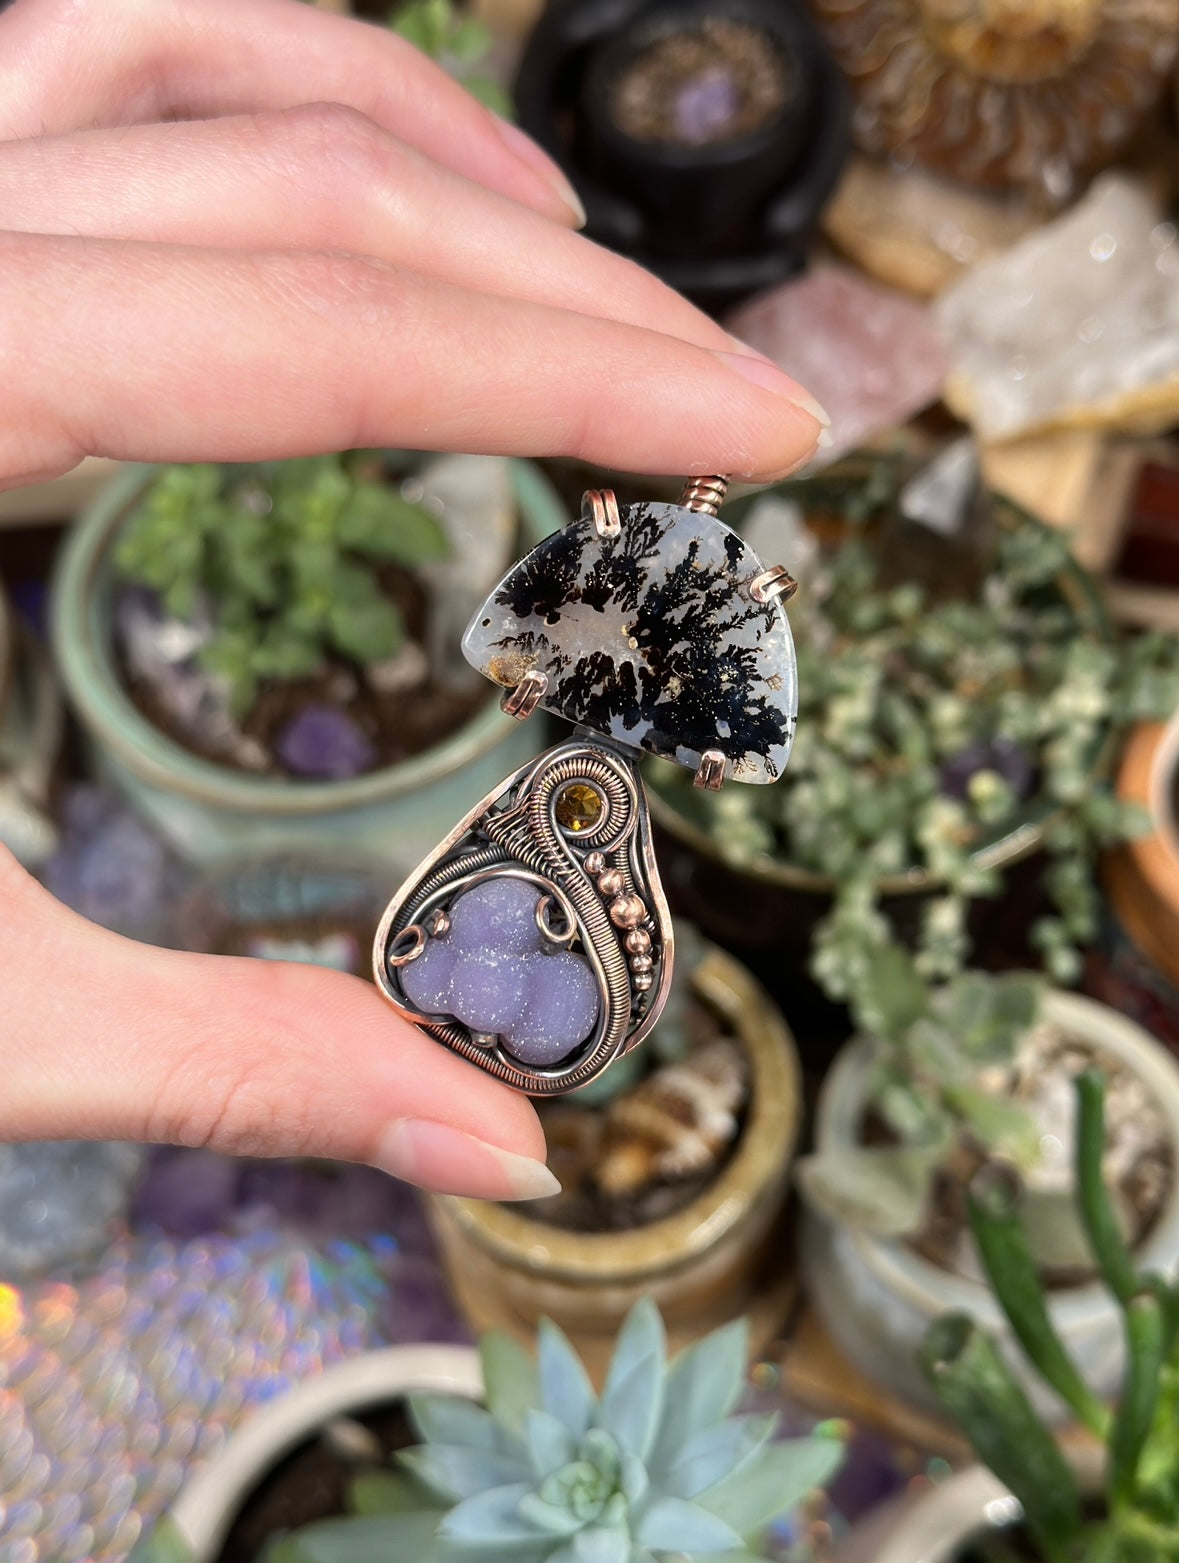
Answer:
[137, 1345, 482, 1563]
[51, 460, 566, 869]
[428, 943, 801, 1381]
[1105, 717, 1179, 991]
[800, 989, 1179, 1422]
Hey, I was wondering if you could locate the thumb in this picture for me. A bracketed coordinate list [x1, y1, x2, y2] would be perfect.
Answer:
[0, 850, 556, 1201]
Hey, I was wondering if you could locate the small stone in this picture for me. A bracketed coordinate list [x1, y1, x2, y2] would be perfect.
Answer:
[392, 873, 600, 1066]
[465, 501, 798, 782]
[555, 782, 604, 834]
[724, 261, 947, 466]
[448, 878, 543, 957]
[366, 642, 430, 696]
[673, 66, 741, 144]
[275, 704, 375, 780]
[399, 936, 456, 1014]
[504, 951, 601, 1067]
[937, 174, 1179, 441]
[941, 737, 1035, 802]
[448, 949, 530, 1036]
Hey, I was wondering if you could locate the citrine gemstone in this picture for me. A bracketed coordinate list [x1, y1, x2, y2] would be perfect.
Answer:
[555, 782, 604, 833]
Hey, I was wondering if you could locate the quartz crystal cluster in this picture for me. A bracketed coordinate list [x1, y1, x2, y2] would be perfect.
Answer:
[938, 175, 1179, 441]
[401, 878, 600, 1066]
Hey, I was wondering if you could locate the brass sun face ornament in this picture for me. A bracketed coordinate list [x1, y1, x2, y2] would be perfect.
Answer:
[373, 476, 798, 1094]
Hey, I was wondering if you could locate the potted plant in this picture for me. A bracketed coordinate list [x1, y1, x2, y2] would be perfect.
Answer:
[138, 1299, 844, 1563]
[1104, 711, 1179, 994]
[0, 577, 61, 866]
[870, 1070, 1179, 1562]
[647, 450, 1179, 1019]
[51, 452, 565, 866]
[514, 0, 850, 311]
[797, 949, 1179, 1419]
[428, 932, 803, 1379]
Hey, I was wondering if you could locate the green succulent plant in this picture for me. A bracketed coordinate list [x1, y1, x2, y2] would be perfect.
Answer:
[268, 1299, 845, 1563]
[387, 0, 512, 116]
[795, 954, 1044, 1239]
[920, 1071, 1179, 1563]
[114, 454, 450, 716]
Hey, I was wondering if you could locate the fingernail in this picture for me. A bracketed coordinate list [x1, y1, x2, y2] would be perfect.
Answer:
[492, 117, 587, 228]
[716, 346, 825, 431]
[374, 1118, 561, 1201]
[714, 350, 831, 428]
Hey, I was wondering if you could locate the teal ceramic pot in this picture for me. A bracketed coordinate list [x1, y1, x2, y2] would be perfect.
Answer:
[51, 460, 567, 869]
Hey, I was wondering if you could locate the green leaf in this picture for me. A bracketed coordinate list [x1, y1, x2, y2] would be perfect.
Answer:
[696, 1436, 845, 1537]
[481, 1331, 540, 1440]
[327, 595, 404, 665]
[268, 1513, 447, 1562]
[795, 1145, 940, 1237]
[462, 76, 514, 117]
[538, 1318, 595, 1438]
[596, 1297, 665, 1460]
[664, 1414, 776, 1501]
[647, 1318, 748, 1477]
[1076, 1071, 1140, 1305]
[919, 1314, 1082, 1558]
[251, 624, 324, 682]
[1109, 1292, 1165, 1512]
[349, 1469, 432, 1516]
[338, 485, 450, 565]
[635, 1496, 743, 1553]
[945, 1089, 1040, 1166]
[400, 1443, 532, 1503]
[439, 1482, 539, 1544]
[128, 1516, 197, 1563]
[966, 1171, 1108, 1435]
[407, 1394, 505, 1452]
[858, 943, 928, 1044]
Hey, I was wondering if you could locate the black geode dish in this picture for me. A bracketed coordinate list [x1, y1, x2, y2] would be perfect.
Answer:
[515, 0, 851, 312]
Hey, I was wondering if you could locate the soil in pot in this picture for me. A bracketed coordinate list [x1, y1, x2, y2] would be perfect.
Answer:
[607, 19, 793, 148]
[111, 454, 497, 783]
[871, 1022, 1174, 1285]
[520, 993, 750, 1233]
[214, 1401, 413, 1563]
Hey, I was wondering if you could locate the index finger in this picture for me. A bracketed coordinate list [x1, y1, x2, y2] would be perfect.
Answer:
[0, 0, 584, 226]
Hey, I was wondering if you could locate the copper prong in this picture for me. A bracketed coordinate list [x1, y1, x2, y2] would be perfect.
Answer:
[501, 669, 548, 720]
[693, 750, 727, 791]
[749, 565, 798, 604]
[581, 488, 622, 539]
[680, 476, 729, 515]
[426, 907, 451, 937]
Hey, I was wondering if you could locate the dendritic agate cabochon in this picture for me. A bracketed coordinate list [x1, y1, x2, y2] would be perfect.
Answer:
[462, 502, 798, 783]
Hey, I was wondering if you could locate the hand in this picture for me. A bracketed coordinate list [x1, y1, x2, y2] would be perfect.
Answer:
[0, 0, 827, 492]
[0, 0, 826, 1198]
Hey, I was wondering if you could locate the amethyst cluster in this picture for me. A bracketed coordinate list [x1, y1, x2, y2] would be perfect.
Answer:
[400, 878, 600, 1066]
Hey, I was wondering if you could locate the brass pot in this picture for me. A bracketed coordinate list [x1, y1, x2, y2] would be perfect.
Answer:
[429, 945, 801, 1378]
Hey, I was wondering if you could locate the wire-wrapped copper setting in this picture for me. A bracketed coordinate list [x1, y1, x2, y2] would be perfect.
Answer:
[749, 565, 798, 604]
[373, 739, 673, 1095]
[693, 749, 727, 791]
[501, 669, 548, 720]
[680, 475, 729, 515]
[582, 488, 622, 539]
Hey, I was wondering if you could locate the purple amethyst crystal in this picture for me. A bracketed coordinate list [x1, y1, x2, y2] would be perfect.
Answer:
[275, 704, 375, 780]
[399, 878, 601, 1065]
[673, 66, 740, 144]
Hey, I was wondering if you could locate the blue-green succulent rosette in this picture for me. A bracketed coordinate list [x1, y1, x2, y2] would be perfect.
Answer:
[269, 1300, 844, 1562]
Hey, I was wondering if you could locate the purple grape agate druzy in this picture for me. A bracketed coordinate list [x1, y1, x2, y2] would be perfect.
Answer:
[399, 878, 600, 1066]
